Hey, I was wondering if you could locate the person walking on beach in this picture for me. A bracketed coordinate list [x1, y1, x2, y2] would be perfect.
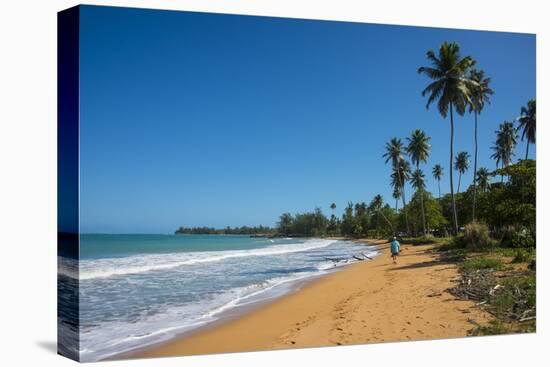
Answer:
[390, 236, 401, 264]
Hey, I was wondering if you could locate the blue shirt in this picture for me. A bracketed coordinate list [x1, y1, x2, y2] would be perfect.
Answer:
[390, 240, 400, 254]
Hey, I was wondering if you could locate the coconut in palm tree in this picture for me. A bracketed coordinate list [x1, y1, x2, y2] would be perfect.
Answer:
[454, 151, 470, 193]
[406, 129, 431, 235]
[517, 99, 536, 160]
[418, 41, 476, 235]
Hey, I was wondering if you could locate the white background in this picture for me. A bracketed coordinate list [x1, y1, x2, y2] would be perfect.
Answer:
[0, 1, 547, 366]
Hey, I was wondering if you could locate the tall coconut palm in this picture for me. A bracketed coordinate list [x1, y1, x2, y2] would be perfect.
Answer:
[475, 167, 490, 192]
[517, 99, 536, 160]
[406, 129, 431, 234]
[418, 41, 475, 235]
[454, 151, 470, 193]
[491, 122, 518, 175]
[468, 68, 493, 221]
[383, 138, 410, 234]
[432, 164, 443, 199]
[410, 169, 427, 235]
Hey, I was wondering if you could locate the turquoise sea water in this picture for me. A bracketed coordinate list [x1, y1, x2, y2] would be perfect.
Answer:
[58, 234, 378, 361]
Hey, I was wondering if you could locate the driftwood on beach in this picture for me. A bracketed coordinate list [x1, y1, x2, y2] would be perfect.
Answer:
[450, 269, 536, 323]
[325, 252, 374, 265]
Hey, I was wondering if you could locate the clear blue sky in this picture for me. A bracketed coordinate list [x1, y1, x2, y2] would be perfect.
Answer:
[78, 5, 535, 234]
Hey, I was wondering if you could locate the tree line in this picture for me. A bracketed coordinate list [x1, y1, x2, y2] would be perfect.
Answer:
[175, 225, 275, 235]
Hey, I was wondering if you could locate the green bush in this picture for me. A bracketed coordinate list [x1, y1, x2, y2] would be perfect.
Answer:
[491, 275, 536, 319]
[447, 234, 467, 249]
[512, 248, 535, 263]
[498, 225, 517, 247]
[463, 222, 492, 249]
[470, 320, 509, 336]
[511, 228, 535, 248]
[399, 235, 438, 245]
[462, 257, 504, 271]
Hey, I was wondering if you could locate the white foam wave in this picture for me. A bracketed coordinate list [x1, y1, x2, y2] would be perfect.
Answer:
[78, 269, 327, 362]
[67, 239, 338, 280]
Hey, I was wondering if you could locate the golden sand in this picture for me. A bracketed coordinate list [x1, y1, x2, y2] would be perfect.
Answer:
[131, 239, 489, 359]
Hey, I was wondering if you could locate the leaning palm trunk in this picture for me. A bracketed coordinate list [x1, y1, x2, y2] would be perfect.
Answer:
[472, 110, 478, 221]
[525, 141, 529, 160]
[449, 104, 459, 235]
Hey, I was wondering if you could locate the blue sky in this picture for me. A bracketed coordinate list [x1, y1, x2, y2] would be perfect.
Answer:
[78, 5, 535, 233]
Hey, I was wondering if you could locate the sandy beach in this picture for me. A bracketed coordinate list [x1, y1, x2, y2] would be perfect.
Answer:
[130, 239, 490, 359]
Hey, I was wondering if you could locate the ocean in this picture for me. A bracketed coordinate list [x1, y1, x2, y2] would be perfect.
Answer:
[58, 234, 378, 361]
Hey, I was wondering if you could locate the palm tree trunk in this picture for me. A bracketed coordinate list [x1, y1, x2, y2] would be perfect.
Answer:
[401, 185, 410, 235]
[395, 199, 398, 212]
[457, 173, 461, 194]
[472, 111, 478, 222]
[417, 162, 427, 235]
[419, 188, 427, 235]
[525, 142, 529, 160]
[449, 103, 459, 235]
[376, 213, 380, 238]
[395, 164, 410, 235]
[438, 179, 441, 200]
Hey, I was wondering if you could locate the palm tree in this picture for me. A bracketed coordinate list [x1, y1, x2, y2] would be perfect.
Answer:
[330, 202, 336, 212]
[406, 129, 431, 234]
[454, 151, 470, 193]
[491, 122, 518, 180]
[390, 168, 401, 210]
[383, 138, 410, 234]
[418, 41, 475, 235]
[517, 99, 536, 160]
[410, 169, 427, 235]
[468, 68, 493, 221]
[476, 167, 490, 192]
[392, 186, 401, 211]
[432, 164, 443, 199]
[369, 195, 383, 238]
